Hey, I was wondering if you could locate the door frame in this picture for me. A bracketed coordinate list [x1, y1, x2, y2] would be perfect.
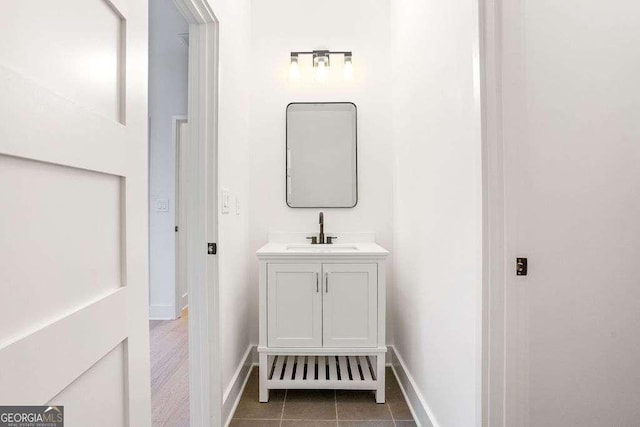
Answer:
[479, 0, 507, 425]
[173, 115, 188, 318]
[171, 0, 221, 426]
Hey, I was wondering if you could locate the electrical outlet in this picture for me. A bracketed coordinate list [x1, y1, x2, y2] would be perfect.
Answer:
[235, 196, 241, 215]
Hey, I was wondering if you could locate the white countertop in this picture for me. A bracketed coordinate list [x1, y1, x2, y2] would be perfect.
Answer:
[256, 241, 389, 259]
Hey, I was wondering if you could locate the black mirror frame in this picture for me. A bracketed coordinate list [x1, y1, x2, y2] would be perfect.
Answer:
[285, 101, 358, 209]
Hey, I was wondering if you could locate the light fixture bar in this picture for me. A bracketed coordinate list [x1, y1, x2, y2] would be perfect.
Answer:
[289, 50, 354, 81]
[290, 50, 352, 57]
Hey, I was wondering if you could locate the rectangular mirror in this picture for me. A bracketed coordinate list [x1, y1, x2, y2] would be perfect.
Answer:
[286, 102, 357, 208]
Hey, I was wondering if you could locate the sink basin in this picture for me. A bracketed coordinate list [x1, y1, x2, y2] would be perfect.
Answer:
[257, 238, 388, 258]
[285, 244, 359, 252]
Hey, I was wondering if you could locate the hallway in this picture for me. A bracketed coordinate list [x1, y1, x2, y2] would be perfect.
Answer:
[150, 311, 189, 427]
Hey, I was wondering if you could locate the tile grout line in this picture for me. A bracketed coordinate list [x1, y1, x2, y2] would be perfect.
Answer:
[279, 389, 287, 427]
[334, 389, 338, 426]
[387, 399, 398, 427]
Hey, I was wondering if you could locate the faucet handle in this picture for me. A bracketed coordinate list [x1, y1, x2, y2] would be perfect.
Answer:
[306, 236, 318, 245]
[326, 236, 338, 245]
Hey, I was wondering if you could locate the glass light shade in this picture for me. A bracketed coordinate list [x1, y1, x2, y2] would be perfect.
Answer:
[289, 58, 300, 81]
[314, 60, 327, 81]
[343, 57, 354, 80]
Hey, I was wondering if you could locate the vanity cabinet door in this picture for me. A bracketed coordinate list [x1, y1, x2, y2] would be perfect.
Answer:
[322, 264, 378, 348]
[267, 264, 323, 347]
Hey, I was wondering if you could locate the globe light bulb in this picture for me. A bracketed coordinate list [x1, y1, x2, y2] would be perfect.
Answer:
[289, 56, 300, 81]
[315, 59, 327, 82]
[343, 55, 354, 80]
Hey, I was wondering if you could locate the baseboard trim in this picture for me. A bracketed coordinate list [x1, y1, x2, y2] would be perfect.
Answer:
[149, 304, 174, 320]
[389, 345, 438, 427]
[223, 345, 256, 426]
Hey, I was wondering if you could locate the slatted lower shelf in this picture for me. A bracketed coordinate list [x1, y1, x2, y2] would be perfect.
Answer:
[266, 355, 378, 390]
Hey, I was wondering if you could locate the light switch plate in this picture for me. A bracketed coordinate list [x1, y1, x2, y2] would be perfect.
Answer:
[235, 196, 241, 215]
[221, 188, 230, 214]
[155, 198, 169, 213]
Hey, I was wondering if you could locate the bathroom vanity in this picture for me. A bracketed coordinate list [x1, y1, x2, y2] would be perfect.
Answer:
[258, 103, 389, 402]
[257, 232, 389, 403]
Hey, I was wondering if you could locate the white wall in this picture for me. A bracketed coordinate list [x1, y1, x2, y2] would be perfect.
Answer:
[390, 0, 482, 426]
[248, 0, 394, 342]
[204, 0, 254, 403]
[148, 0, 189, 319]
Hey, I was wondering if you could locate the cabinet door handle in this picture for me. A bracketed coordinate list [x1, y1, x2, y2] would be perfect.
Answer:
[325, 272, 329, 293]
[316, 272, 319, 293]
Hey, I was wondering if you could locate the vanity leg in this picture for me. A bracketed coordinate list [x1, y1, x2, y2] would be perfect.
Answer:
[376, 354, 385, 403]
[259, 353, 269, 402]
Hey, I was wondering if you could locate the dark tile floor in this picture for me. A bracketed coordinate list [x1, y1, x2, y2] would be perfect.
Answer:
[230, 367, 416, 427]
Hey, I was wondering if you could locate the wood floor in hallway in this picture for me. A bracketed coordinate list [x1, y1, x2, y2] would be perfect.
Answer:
[150, 310, 189, 427]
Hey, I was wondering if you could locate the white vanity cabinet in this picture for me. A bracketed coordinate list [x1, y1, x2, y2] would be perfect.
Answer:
[267, 263, 323, 348]
[257, 239, 389, 403]
[268, 263, 377, 348]
[321, 263, 378, 348]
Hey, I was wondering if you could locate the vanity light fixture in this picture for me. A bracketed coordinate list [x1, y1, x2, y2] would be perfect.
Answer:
[289, 50, 353, 81]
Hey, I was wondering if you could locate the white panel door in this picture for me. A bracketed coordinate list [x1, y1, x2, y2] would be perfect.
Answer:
[323, 264, 377, 348]
[499, 0, 640, 425]
[267, 264, 322, 347]
[0, 1, 151, 426]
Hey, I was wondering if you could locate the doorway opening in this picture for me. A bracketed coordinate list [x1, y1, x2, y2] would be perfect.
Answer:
[148, 0, 221, 425]
[148, 0, 190, 424]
